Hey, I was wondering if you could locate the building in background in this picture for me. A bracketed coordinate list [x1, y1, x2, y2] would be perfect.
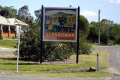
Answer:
[0, 15, 28, 38]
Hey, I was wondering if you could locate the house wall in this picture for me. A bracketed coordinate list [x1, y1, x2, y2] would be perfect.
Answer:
[0, 30, 3, 36]
[2, 33, 8, 37]
[0, 25, 17, 38]
[2, 31, 17, 38]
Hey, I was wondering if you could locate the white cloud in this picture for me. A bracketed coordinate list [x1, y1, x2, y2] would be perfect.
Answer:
[81, 10, 97, 17]
[105, 0, 120, 4]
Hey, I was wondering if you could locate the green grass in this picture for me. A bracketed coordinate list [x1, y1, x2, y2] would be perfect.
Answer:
[0, 40, 17, 48]
[0, 50, 111, 78]
[37, 72, 111, 78]
[70, 50, 109, 68]
[0, 50, 109, 71]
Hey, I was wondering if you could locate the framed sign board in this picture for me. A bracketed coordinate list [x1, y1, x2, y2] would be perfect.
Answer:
[43, 7, 78, 42]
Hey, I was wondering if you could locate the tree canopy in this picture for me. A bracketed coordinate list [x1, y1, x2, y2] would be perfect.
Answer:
[79, 15, 90, 36]
[88, 19, 120, 44]
[0, 5, 17, 18]
[17, 5, 34, 25]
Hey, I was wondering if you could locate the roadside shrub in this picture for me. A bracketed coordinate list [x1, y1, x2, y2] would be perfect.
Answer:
[42, 42, 74, 61]
[19, 25, 92, 62]
[79, 32, 92, 55]
[19, 26, 75, 61]
[0, 35, 3, 40]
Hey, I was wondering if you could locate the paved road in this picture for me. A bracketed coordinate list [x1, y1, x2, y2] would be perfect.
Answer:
[94, 46, 120, 80]
[0, 50, 15, 54]
[0, 46, 120, 80]
[94, 46, 120, 72]
[0, 75, 112, 80]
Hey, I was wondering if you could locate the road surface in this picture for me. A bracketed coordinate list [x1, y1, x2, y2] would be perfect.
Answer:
[94, 46, 120, 80]
[0, 74, 112, 80]
[94, 46, 120, 72]
[0, 50, 15, 54]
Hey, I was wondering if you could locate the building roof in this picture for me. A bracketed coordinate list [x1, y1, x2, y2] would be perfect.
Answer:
[0, 15, 28, 26]
[8, 18, 28, 26]
[0, 15, 12, 25]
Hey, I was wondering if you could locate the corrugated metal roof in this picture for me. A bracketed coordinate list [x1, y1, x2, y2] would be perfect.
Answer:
[0, 15, 12, 25]
[0, 15, 28, 26]
[8, 18, 28, 26]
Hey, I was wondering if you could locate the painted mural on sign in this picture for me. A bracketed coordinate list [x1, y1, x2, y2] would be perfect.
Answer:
[43, 8, 78, 42]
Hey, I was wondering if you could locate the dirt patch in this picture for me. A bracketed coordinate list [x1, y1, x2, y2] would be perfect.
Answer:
[42, 59, 81, 65]
[22, 59, 82, 65]
[43, 67, 96, 73]
[101, 68, 120, 75]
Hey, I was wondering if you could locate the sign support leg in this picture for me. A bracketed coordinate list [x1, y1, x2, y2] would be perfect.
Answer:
[76, 6, 80, 64]
[40, 5, 43, 64]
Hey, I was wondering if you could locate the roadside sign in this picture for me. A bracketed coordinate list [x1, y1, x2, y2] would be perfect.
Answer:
[43, 7, 78, 42]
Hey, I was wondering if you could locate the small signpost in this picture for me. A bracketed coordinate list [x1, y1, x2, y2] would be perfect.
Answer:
[40, 5, 80, 63]
[97, 53, 99, 71]
[16, 26, 21, 72]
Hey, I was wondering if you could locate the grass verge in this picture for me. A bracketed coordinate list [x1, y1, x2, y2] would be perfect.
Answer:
[0, 50, 111, 78]
[70, 50, 109, 68]
[0, 40, 17, 48]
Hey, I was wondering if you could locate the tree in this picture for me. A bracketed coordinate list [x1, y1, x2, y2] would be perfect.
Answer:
[101, 19, 114, 25]
[17, 5, 29, 19]
[0, 5, 17, 18]
[88, 19, 114, 45]
[17, 5, 33, 25]
[88, 26, 98, 43]
[87, 21, 98, 42]
[35, 10, 41, 19]
[110, 24, 120, 44]
[34, 10, 41, 24]
[79, 15, 90, 36]
[100, 26, 110, 45]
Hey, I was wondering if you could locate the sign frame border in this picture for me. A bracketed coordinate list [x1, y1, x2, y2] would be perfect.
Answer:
[43, 7, 78, 42]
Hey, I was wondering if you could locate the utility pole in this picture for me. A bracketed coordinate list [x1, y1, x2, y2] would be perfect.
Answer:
[98, 9, 100, 45]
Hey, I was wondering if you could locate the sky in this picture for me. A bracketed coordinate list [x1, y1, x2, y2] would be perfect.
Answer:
[0, 0, 120, 23]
